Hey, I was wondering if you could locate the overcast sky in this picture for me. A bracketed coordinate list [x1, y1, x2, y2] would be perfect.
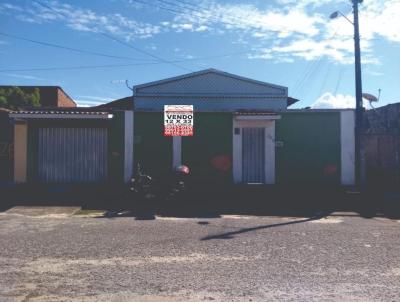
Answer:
[0, 0, 399, 108]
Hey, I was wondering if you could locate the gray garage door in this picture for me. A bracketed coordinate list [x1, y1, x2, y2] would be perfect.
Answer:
[242, 127, 265, 183]
[38, 128, 108, 183]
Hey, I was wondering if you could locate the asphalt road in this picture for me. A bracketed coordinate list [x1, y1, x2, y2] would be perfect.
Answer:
[0, 211, 399, 301]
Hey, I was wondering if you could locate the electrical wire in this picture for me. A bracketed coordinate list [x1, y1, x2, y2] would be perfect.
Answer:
[317, 62, 333, 97]
[0, 32, 157, 62]
[133, 0, 291, 35]
[333, 68, 345, 95]
[33, 0, 192, 72]
[0, 50, 249, 73]
[100, 32, 193, 72]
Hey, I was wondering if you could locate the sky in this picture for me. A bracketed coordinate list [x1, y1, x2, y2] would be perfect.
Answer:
[0, 0, 399, 108]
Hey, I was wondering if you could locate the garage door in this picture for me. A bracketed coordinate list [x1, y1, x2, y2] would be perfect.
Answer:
[38, 128, 108, 183]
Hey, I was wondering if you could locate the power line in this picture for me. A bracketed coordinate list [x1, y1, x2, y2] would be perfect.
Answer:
[290, 13, 351, 98]
[33, 0, 193, 72]
[155, 0, 271, 32]
[155, 0, 228, 23]
[317, 62, 332, 97]
[134, 0, 290, 35]
[0, 32, 157, 62]
[334, 68, 346, 95]
[0, 51, 249, 73]
[100, 32, 193, 72]
[0, 62, 157, 72]
[131, 0, 219, 24]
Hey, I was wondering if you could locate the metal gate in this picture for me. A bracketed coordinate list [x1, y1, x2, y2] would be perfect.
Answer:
[38, 128, 108, 183]
[242, 127, 265, 183]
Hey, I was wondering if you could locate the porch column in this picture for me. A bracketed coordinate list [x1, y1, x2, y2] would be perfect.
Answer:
[124, 110, 134, 182]
[172, 136, 181, 169]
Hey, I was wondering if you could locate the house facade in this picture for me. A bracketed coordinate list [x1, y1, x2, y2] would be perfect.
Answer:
[9, 69, 356, 187]
[133, 69, 355, 186]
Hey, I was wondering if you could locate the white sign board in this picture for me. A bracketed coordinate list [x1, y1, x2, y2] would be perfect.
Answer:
[164, 105, 193, 136]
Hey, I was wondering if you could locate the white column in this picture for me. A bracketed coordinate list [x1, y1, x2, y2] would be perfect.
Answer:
[124, 111, 134, 182]
[232, 119, 242, 183]
[172, 136, 182, 169]
[340, 110, 355, 185]
[264, 121, 276, 184]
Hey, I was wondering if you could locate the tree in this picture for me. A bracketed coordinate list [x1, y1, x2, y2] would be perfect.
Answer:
[0, 87, 40, 110]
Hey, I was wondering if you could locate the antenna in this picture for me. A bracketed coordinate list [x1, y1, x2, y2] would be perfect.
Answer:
[125, 80, 134, 92]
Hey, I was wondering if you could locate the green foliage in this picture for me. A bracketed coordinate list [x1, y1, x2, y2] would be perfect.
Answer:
[0, 87, 40, 110]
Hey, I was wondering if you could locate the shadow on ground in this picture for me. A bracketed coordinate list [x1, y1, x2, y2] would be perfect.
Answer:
[1, 184, 400, 220]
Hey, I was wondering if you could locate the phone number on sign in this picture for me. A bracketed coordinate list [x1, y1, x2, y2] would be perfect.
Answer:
[164, 125, 193, 136]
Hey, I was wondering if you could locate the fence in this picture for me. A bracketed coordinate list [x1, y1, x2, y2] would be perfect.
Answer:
[363, 134, 400, 188]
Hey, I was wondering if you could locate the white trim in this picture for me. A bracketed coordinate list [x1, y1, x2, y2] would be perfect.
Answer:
[124, 111, 134, 183]
[233, 118, 276, 184]
[9, 114, 113, 119]
[235, 115, 281, 120]
[340, 110, 355, 185]
[172, 136, 182, 169]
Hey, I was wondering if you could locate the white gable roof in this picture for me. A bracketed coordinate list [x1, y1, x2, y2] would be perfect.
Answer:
[133, 69, 287, 97]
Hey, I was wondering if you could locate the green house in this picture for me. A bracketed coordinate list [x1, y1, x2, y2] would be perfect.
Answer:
[133, 69, 355, 186]
[9, 69, 355, 186]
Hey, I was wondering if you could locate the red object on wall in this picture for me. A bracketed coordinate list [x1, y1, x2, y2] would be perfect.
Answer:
[211, 155, 232, 172]
[324, 164, 338, 175]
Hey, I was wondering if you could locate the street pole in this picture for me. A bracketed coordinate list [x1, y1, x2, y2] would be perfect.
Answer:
[352, 0, 364, 187]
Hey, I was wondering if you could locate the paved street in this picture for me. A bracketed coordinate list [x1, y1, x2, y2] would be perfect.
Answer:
[0, 210, 399, 301]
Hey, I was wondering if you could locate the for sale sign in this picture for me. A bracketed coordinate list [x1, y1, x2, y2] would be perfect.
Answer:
[164, 105, 193, 136]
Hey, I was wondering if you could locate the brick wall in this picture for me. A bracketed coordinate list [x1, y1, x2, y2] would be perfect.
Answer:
[57, 88, 76, 107]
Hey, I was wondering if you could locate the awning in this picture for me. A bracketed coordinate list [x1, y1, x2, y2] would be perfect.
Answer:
[9, 110, 113, 119]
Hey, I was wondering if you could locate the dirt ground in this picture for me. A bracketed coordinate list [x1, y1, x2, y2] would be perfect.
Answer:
[0, 208, 399, 301]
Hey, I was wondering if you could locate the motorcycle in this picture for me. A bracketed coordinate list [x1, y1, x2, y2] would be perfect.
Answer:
[130, 163, 190, 201]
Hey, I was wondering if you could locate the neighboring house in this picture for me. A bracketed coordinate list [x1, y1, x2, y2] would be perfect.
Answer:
[0, 86, 76, 184]
[0, 85, 76, 108]
[9, 69, 356, 187]
[9, 109, 132, 184]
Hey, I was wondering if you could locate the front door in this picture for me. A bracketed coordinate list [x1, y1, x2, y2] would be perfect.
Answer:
[242, 127, 265, 183]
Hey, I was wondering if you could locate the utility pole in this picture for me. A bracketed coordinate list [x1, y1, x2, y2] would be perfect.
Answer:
[353, 0, 364, 187]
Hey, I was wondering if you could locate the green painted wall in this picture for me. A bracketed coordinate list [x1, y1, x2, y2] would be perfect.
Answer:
[275, 112, 341, 185]
[182, 113, 232, 183]
[134, 112, 172, 177]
